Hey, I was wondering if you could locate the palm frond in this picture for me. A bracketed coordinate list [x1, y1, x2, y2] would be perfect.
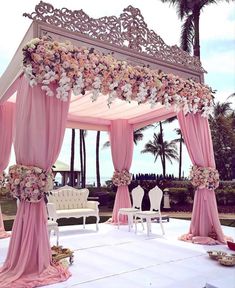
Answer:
[133, 125, 153, 145]
[102, 141, 110, 149]
[180, 13, 194, 53]
[134, 124, 154, 133]
[199, 0, 235, 11]
[227, 92, 235, 99]
[213, 102, 232, 118]
[178, 0, 191, 18]
[174, 128, 185, 143]
[163, 116, 177, 124]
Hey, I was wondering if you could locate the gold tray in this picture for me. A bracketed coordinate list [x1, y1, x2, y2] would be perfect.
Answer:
[207, 250, 227, 260]
[51, 245, 74, 265]
[219, 255, 235, 267]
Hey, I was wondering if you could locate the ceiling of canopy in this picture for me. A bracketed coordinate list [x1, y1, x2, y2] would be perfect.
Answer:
[67, 92, 176, 131]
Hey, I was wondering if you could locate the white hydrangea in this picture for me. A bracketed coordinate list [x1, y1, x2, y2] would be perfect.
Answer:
[136, 83, 148, 103]
[121, 83, 132, 102]
[73, 76, 84, 96]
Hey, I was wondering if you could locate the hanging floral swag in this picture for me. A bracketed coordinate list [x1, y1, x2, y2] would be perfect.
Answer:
[23, 37, 214, 117]
[7, 164, 54, 203]
[189, 165, 219, 190]
[112, 169, 132, 187]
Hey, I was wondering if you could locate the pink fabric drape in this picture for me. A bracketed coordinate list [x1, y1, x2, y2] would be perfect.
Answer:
[177, 111, 225, 244]
[0, 102, 15, 238]
[0, 77, 71, 287]
[109, 120, 134, 224]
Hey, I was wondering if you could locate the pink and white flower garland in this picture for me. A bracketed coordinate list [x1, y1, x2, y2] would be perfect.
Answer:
[112, 169, 132, 186]
[189, 165, 219, 190]
[7, 164, 54, 202]
[23, 37, 214, 117]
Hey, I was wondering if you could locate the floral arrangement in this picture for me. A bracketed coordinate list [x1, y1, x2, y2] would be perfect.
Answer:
[23, 37, 214, 117]
[7, 164, 54, 202]
[0, 171, 8, 195]
[0, 171, 6, 189]
[189, 165, 219, 190]
[0, 171, 10, 196]
[112, 169, 132, 186]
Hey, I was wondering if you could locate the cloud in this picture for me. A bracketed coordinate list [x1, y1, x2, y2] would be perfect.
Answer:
[213, 90, 235, 107]
[203, 50, 235, 74]
[200, 4, 235, 41]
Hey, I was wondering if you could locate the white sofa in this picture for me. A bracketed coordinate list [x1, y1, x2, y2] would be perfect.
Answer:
[47, 185, 100, 231]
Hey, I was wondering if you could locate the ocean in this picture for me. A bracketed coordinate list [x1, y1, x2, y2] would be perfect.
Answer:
[55, 175, 110, 187]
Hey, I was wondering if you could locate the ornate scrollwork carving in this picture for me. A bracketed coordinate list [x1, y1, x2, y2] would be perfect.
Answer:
[23, 1, 204, 72]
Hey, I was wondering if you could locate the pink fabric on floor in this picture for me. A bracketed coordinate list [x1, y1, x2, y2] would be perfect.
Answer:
[0, 102, 15, 239]
[0, 200, 70, 288]
[177, 112, 226, 244]
[109, 120, 134, 224]
[0, 77, 71, 287]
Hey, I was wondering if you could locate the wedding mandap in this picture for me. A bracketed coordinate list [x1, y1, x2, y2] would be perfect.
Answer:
[0, 2, 230, 287]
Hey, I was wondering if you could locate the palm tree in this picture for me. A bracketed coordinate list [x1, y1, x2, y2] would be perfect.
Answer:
[213, 101, 232, 117]
[209, 101, 235, 180]
[161, 0, 234, 58]
[155, 116, 177, 178]
[141, 132, 179, 176]
[79, 129, 87, 188]
[227, 92, 235, 99]
[174, 128, 185, 180]
[70, 128, 75, 186]
[96, 131, 101, 187]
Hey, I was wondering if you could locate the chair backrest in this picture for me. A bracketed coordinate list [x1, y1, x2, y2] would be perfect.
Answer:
[48, 185, 89, 210]
[131, 185, 144, 210]
[148, 186, 163, 212]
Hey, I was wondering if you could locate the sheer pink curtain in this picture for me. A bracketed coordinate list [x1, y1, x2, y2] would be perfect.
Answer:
[0, 102, 14, 238]
[0, 77, 71, 287]
[109, 120, 134, 224]
[177, 111, 225, 243]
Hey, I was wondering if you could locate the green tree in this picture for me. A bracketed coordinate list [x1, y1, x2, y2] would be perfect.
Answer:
[161, 0, 234, 58]
[96, 131, 101, 188]
[69, 128, 75, 186]
[174, 128, 185, 180]
[155, 117, 177, 178]
[141, 132, 179, 176]
[80, 130, 87, 188]
[209, 101, 235, 180]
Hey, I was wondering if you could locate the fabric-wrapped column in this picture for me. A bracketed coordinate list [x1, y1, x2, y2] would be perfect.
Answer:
[109, 119, 134, 224]
[177, 111, 225, 244]
[0, 102, 14, 239]
[0, 77, 71, 287]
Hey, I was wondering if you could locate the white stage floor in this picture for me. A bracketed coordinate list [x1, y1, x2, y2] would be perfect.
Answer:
[1, 219, 235, 288]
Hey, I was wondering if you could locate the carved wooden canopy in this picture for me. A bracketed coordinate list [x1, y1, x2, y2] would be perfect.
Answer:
[23, 1, 204, 74]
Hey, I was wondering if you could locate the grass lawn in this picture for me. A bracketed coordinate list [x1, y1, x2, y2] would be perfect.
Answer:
[1, 197, 235, 230]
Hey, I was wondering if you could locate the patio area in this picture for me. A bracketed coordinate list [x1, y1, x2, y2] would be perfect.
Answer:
[1, 218, 234, 288]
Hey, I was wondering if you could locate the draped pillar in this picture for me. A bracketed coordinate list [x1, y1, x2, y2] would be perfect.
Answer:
[0, 77, 71, 287]
[177, 111, 225, 243]
[0, 102, 14, 238]
[109, 120, 134, 224]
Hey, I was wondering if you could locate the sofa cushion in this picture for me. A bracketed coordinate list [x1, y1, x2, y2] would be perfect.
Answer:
[57, 209, 97, 218]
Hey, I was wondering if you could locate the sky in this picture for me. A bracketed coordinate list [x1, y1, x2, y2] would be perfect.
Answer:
[0, 0, 234, 183]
